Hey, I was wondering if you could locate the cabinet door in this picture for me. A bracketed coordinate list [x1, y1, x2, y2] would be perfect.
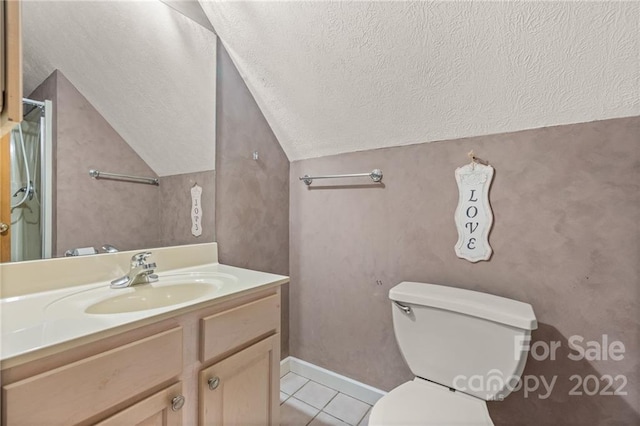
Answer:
[96, 382, 184, 426]
[199, 334, 280, 426]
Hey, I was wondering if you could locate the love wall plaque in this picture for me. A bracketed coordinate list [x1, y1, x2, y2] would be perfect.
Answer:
[454, 160, 494, 262]
[191, 184, 203, 237]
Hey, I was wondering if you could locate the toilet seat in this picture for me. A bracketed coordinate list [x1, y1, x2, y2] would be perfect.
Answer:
[369, 378, 494, 426]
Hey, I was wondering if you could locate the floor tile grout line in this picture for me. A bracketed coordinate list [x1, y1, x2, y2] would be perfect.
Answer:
[353, 407, 370, 426]
[306, 378, 342, 395]
[309, 409, 355, 426]
[322, 392, 364, 425]
[319, 391, 340, 411]
[332, 390, 375, 407]
[289, 373, 375, 407]
[283, 372, 373, 425]
[297, 377, 341, 397]
[285, 396, 321, 426]
[305, 410, 320, 426]
[292, 379, 340, 411]
[321, 409, 356, 426]
[281, 372, 310, 396]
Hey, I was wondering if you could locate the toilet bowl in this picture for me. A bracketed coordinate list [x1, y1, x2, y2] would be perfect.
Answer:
[369, 282, 537, 425]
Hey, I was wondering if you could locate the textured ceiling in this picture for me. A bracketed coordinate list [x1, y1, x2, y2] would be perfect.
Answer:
[201, 1, 640, 161]
[161, 0, 216, 33]
[23, 1, 217, 176]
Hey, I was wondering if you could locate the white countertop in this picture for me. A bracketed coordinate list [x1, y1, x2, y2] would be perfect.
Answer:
[0, 262, 288, 362]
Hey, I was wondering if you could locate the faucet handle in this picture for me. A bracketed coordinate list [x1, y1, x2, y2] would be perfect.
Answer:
[102, 244, 119, 253]
[131, 251, 152, 265]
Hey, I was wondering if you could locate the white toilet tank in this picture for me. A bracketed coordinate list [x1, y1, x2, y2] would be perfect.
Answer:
[389, 282, 537, 401]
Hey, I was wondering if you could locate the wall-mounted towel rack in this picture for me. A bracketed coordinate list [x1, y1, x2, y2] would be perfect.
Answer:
[299, 169, 383, 186]
[89, 169, 159, 186]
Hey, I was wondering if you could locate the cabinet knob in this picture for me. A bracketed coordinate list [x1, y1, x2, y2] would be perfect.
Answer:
[208, 376, 220, 390]
[171, 395, 185, 411]
[0, 222, 9, 233]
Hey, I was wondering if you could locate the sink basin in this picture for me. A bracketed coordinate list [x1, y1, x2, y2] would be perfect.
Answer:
[44, 272, 236, 316]
[85, 283, 214, 314]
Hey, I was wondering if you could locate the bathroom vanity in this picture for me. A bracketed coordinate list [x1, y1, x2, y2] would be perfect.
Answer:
[0, 243, 287, 425]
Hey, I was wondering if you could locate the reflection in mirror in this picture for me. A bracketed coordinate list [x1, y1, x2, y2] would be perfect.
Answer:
[8, 99, 52, 262]
[4, 1, 218, 263]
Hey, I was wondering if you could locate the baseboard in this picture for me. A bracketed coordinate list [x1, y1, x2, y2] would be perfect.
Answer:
[280, 356, 386, 405]
[280, 356, 291, 377]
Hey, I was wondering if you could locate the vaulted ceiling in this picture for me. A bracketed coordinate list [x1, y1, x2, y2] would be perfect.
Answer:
[22, 1, 639, 167]
[201, 1, 639, 161]
[22, 1, 217, 176]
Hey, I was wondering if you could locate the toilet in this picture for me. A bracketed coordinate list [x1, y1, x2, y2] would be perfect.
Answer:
[370, 282, 537, 425]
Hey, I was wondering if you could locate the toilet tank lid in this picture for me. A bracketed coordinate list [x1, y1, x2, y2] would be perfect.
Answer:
[389, 282, 538, 330]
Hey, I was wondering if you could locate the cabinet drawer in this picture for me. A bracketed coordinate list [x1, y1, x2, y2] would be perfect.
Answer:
[3, 327, 183, 426]
[200, 294, 279, 363]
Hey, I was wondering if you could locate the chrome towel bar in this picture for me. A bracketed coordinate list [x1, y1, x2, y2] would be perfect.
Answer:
[300, 169, 383, 186]
[89, 169, 159, 186]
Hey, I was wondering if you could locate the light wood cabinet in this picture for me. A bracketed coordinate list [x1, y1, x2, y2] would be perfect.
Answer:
[3, 328, 183, 426]
[97, 382, 184, 426]
[0, 0, 22, 261]
[1, 0, 23, 136]
[199, 334, 279, 426]
[200, 293, 280, 362]
[1, 287, 282, 426]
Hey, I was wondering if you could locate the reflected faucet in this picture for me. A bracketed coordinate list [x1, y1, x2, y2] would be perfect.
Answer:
[111, 251, 158, 289]
[101, 244, 119, 253]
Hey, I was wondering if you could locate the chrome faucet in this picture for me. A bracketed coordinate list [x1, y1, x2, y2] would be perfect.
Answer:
[101, 244, 119, 253]
[110, 251, 158, 289]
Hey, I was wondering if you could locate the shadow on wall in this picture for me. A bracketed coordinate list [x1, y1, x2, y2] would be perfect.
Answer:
[488, 323, 639, 425]
[304, 183, 386, 190]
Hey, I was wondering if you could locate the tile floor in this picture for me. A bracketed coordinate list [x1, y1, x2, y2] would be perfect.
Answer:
[280, 372, 371, 426]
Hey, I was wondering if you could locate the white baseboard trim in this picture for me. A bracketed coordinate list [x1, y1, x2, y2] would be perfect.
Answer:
[280, 356, 291, 377]
[280, 356, 386, 406]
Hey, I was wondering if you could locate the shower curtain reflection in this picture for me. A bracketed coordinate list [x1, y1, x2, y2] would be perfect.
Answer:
[9, 99, 51, 261]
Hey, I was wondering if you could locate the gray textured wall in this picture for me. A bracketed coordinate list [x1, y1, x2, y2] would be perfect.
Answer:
[53, 71, 161, 256]
[159, 170, 215, 247]
[290, 117, 639, 425]
[215, 42, 290, 357]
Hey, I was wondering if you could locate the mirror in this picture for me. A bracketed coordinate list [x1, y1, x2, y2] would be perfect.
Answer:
[4, 1, 217, 262]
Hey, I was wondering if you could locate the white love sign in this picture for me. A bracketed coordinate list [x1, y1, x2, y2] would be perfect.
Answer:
[454, 162, 494, 262]
[191, 184, 203, 237]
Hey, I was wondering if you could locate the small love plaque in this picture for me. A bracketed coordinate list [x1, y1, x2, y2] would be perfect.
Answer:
[454, 162, 494, 262]
[191, 184, 203, 237]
